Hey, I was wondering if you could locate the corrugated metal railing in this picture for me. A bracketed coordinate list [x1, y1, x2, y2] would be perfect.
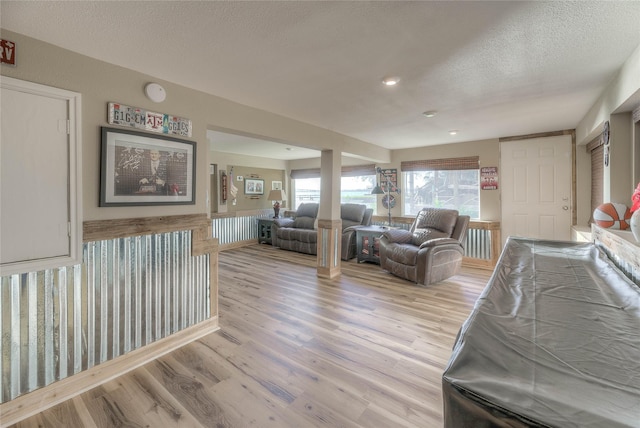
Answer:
[211, 216, 258, 245]
[464, 227, 493, 260]
[595, 242, 640, 286]
[211, 210, 272, 245]
[0, 230, 210, 404]
[600, 247, 640, 285]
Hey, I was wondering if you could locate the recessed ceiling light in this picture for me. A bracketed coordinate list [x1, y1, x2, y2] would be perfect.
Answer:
[422, 110, 438, 118]
[382, 76, 400, 86]
[449, 130, 458, 135]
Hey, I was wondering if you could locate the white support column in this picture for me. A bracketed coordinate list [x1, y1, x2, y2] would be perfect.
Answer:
[316, 150, 342, 278]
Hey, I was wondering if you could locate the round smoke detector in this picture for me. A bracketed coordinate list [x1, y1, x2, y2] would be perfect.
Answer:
[144, 83, 166, 103]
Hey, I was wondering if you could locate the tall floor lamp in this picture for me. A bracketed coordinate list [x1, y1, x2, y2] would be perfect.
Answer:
[371, 167, 400, 226]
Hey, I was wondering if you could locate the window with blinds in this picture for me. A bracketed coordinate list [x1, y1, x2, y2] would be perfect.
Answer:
[402, 156, 480, 218]
[587, 135, 604, 224]
[290, 164, 377, 209]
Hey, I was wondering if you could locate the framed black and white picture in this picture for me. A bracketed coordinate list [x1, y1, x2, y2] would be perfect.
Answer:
[100, 127, 196, 206]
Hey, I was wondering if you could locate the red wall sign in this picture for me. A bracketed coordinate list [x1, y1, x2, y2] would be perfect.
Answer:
[481, 166, 499, 190]
[1, 39, 16, 66]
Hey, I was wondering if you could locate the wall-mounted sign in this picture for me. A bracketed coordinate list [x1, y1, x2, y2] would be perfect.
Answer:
[221, 171, 228, 203]
[379, 168, 398, 193]
[108, 102, 192, 137]
[481, 166, 498, 190]
[1, 39, 16, 66]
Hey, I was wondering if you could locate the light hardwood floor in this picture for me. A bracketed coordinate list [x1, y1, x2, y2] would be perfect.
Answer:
[11, 245, 490, 428]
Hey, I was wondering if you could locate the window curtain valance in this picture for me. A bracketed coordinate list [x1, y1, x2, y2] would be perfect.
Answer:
[401, 156, 480, 172]
[586, 133, 604, 151]
[290, 168, 321, 179]
[290, 164, 376, 179]
[341, 164, 376, 177]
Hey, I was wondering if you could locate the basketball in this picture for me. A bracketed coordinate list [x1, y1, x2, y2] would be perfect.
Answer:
[593, 202, 632, 230]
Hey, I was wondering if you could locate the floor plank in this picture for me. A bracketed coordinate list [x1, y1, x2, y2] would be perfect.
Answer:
[10, 244, 490, 428]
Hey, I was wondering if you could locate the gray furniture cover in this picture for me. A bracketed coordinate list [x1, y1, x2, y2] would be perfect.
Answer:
[443, 237, 640, 428]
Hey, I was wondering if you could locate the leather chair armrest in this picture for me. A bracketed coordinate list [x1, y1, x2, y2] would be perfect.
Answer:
[341, 229, 357, 260]
[382, 228, 413, 244]
[419, 237, 461, 249]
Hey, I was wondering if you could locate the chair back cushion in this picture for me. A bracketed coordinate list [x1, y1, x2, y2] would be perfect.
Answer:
[410, 208, 459, 246]
[341, 203, 367, 229]
[293, 203, 319, 229]
[362, 208, 373, 226]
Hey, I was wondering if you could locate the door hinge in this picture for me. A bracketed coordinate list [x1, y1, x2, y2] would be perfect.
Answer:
[68, 222, 72, 237]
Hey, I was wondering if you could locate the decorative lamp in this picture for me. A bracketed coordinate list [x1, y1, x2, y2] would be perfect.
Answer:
[267, 189, 287, 218]
[371, 167, 400, 226]
[371, 184, 384, 195]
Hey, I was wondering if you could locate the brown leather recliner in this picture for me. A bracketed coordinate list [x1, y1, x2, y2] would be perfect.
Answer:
[379, 208, 469, 285]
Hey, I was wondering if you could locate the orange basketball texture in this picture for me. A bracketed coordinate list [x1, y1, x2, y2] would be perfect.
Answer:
[593, 203, 631, 230]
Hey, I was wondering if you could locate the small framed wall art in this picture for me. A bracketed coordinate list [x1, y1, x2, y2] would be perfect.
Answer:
[244, 178, 264, 195]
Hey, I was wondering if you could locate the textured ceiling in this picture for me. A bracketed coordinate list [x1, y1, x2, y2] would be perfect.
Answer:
[3, 1, 640, 159]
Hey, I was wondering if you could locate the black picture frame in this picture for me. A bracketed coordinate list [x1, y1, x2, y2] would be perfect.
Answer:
[100, 127, 196, 206]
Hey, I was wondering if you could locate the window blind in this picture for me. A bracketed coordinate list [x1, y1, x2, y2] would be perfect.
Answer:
[401, 156, 480, 171]
[290, 168, 320, 179]
[587, 134, 604, 224]
[290, 164, 376, 179]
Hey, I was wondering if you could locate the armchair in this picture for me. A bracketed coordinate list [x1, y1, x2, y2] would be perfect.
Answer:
[341, 203, 373, 260]
[379, 208, 469, 285]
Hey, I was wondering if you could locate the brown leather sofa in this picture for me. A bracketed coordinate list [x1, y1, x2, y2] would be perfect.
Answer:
[379, 208, 469, 285]
[272, 203, 373, 260]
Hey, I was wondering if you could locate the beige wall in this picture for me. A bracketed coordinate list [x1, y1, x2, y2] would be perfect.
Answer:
[0, 30, 388, 221]
[576, 44, 640, 146]
[3, 29, 638, 227]
[575, 43, 640, 220]
[210, 150, 288, 214]
[225, 165, 286, 212]
[606, 113, 634, 204]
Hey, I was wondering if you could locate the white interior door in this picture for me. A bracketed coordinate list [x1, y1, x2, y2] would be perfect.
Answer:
[500, 135, 572, 245]
[1, 85, 70, 264]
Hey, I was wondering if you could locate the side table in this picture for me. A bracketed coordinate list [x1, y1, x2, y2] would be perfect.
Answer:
[356, 226, 389, 264]
[257, 218, 276, 244]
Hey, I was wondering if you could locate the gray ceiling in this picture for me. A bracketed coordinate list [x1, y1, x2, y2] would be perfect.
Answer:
[3, 1, 640, 160]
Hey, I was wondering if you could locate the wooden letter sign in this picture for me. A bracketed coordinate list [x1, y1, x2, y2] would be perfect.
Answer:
[1, 39, 16, 66]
